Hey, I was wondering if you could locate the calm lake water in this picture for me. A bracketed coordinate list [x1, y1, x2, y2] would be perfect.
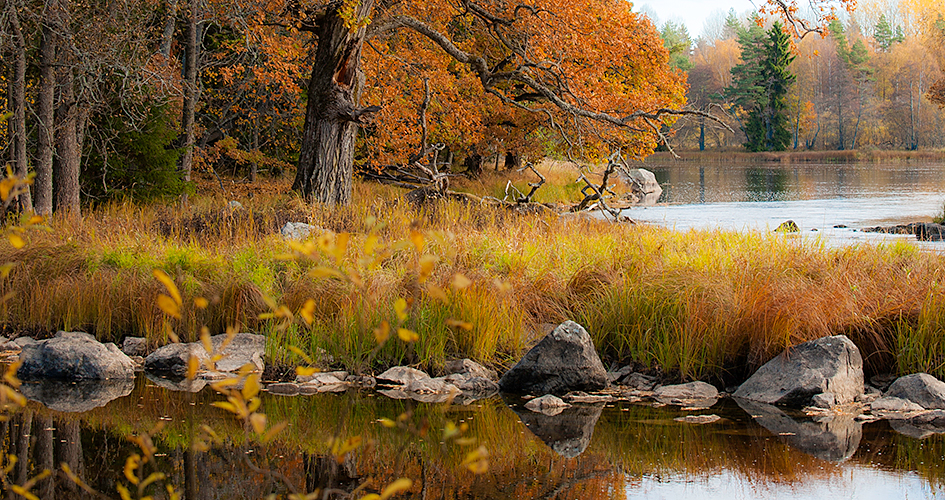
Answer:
[626, 161, 945, 246]
[6, 376, 945, 499]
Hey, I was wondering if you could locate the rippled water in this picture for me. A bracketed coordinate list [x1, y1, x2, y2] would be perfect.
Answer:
[624, 162, 945, 246]
[6, 376, 945, 499]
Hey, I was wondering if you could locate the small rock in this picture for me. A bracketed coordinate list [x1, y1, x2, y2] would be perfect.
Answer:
[227, 200, 244, 210]
[525, 395, 571, 416]
[871, 396, 926, 416]
[13, 337, 36, 348]
[377, 366, 429, 386]
[297, 371, 348, 384]
[405, 377, 459, 396]
[776, 220, 799, 233]
[563, 392, 615, 404]
[624, 372, 659, 391]
[266, 382, 301, 396]
[674, 414, 721, 424]
[870, 374, 898, 391]
[811, 392, 837, 408]
[281, 222, 320, 240]
[455, 376, 499, 394]
[122, 337, 148, 357]
[654, 381, 719, 400]
[445, 359, 497, 380]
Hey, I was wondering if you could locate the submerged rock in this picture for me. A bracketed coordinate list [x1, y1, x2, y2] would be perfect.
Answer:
[885, 373, 945, 410]
[18, 331, 135, 380]
[654, 381, 719, 407]
[525, 395, 571, 416]
[674, 414, 721, 425]
[376, 366, 429, 386]
[734, 335, 863, 408]
[21, 378, 134, 412]
[737, 399, 862, 462]
[498, 321, 608, 395]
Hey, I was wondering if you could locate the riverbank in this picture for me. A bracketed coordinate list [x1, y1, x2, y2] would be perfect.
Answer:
[2, 179, 945, 386]
[644, 149, 945, 164]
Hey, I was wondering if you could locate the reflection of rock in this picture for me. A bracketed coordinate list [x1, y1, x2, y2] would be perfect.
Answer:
[736, 399, 862, 462]
[511, 402, 604, 458]
[734, 335, 863, 407]
[889, 411, 945, 439]
[18, 331, 135, 380]
[22, 378, 134, 412]
[499, 321, 608, 395]
[146, 373, 208, 393]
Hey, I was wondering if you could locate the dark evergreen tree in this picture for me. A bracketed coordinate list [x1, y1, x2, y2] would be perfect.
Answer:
[727, 19, 795, 152]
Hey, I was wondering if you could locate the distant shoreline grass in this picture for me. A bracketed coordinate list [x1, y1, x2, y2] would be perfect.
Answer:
[2, 178, 945, 386]
[645, 150, 945, 164]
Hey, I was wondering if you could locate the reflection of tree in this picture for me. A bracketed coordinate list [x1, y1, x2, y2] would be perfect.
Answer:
[745, 168, 790, 201]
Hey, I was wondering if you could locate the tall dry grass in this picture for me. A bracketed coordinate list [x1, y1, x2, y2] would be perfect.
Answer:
[2, 179, 945, 381]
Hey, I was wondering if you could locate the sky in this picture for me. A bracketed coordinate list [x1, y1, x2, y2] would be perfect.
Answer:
[636, 0, 758, 39]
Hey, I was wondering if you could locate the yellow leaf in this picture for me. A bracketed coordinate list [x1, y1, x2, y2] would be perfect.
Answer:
[141, 472, 167, 489]
[28, 215, 43, 225]
[409, 230, 424, 253]
[359, 495, 381, 500]
[446, 319, 473, 331]
[378, 418, 397, 428]
[425, 285, 449, 303]
[250, 413, 267, 434]
[418, 254, 438, 283]
[393, 298, 408, 322]
[200, 328, 212, 354]
[242, 374, 261, 400]
[374, 320, 390, 344]
[397, 328, 419, 343]
[296, 366, 317, 377]
[288, 346, 314, 364]
[466, 459, 489, 474]
[454, 437, 477, 446]
[211, 401, 238, 414]
[194, 297, 209, 309]
[167, 485, 180, 500]
[153, 269, 182, 306]
[117, 484, 133, 500]
[10, 485, 38, 500]
[156, 294, 181, 319]
[124, 454, 141, 485]
[309, 266, 345, 280]
[334, 232, 349, 264]
[8, 234, 25, 249]
[330, 435, 363, 461]
[493, 279, 513, 293]
[261, 420, 288, 443]
[380, 478, 413, 500]
[0, 178, 14, 201]
[186, 355, 200, 380]
[443, 421, 460, 440]
[299, 299, 316, 326]
[0, 262, 16, 279]
[363, 234, 379, 257]
[461, 445, 489, 474]
[452, 273, 472, 290]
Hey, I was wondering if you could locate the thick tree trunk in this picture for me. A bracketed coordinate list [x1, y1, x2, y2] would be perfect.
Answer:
[7, 0, 33, 212]
[180, 0, 198, 197]
[54, 0, 81, 216]
[35, 0, 58, 216]
[293, 1, 376, 205]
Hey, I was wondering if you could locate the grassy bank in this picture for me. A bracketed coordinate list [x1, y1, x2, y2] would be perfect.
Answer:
[2, 177, 945, 384]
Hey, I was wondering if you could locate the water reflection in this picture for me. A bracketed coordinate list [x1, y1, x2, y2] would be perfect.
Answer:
[2, 377, 945, 499]
[628, 162, 945, 240]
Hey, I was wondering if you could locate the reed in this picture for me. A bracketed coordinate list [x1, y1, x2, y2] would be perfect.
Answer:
[2, 179, 945, 381]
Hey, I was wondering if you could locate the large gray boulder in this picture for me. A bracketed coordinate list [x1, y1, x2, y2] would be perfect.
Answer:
[17, 331, 135, 380]
[144, 343, 209, 376]
[734, 335, 863, 407]
[498, 321, 608, 395]
[885, 373, 945, 409]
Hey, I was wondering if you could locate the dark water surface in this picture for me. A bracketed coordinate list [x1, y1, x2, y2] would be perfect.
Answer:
[626, 162, 945, 246]
[5, 375, 945, 499]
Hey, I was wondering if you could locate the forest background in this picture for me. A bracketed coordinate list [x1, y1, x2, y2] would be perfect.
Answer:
[0, 0, 944, 211]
